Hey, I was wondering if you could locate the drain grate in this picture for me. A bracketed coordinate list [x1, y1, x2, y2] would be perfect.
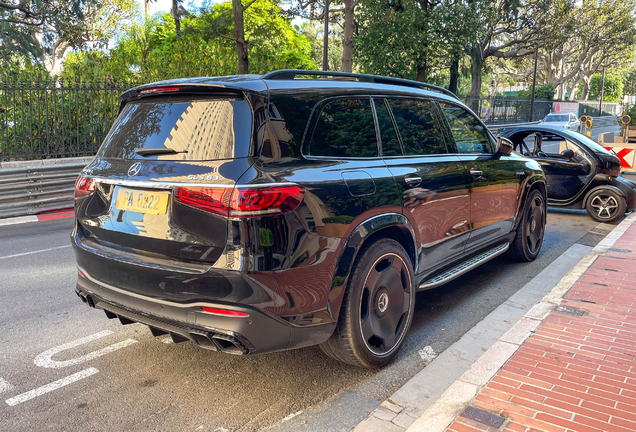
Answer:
[460, 406, 505, 428]
[609, 248, 632, 253]
[556, 306, 587, 316]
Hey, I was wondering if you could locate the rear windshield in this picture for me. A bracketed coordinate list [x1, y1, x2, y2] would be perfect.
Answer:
[98, 97, 252, 160]
[544, 115, 569, 122]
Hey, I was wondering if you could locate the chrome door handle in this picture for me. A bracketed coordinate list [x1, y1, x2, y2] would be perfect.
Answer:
[404, 176, 422, 186]
[469, 168, 483, 177]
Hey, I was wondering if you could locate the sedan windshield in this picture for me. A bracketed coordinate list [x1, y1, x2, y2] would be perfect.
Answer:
[544, 115, 569, 122]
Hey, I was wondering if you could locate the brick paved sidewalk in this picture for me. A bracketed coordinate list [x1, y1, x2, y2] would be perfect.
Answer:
[445, 223, 636, 432]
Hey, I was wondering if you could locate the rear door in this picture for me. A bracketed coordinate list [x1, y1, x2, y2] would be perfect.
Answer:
[376, 97, 471, 275]
[291, 96, 400, 239]
[438, 102, 522, 252]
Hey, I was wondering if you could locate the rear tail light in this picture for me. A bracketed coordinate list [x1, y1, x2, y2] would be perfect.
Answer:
[175, 185, 305, 217]
[74, 176, 95, 198]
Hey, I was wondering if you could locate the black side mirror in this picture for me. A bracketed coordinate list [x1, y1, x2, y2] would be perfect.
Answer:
[561, 149, 575, 160]
[496, 137, 514, 156]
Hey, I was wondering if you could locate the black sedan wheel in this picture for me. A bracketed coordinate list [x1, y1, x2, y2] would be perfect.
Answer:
[585, 188, 626, 224]
[509, 189, 545, 262]
[320, 239, 415, 368]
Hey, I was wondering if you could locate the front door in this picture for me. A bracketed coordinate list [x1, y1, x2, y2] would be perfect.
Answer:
[534, 134, 595, 202]
[438, 102, 522, 252]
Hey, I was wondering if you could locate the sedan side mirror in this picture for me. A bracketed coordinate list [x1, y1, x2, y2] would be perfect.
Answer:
[561, 149, 575, 160]
[496, 137, 514, 156]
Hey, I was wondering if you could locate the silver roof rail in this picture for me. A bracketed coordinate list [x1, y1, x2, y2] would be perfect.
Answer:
[261, 69, 460, 100]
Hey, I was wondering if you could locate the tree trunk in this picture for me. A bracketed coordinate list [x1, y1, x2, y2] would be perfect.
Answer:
[172, 0, 181, 39]
[448, 57, 459, 94]
[416, 63, 427, 82]
[340, 0, 355, 72]
[580, 75, 591, 101]
[468, 48, 484, 112]
[322, 0, 330, 71]
[232, 0, 249, 74]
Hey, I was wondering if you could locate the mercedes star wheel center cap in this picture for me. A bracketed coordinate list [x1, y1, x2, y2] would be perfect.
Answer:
[378, 293, 389, 313]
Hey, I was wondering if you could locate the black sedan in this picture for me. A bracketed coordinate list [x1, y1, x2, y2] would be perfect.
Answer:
[498, 126, 636, 223]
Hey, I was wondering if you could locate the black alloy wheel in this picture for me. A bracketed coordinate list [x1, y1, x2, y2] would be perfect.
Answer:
[509, 189, 545, 262]
[320, 239, 415, 368]
[585, 188, 626, 224]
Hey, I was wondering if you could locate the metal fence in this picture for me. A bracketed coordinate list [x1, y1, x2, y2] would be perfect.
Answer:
[0, 77, 625, 161]
[0, 79, 136, 162]
[465, 97, 622, 125]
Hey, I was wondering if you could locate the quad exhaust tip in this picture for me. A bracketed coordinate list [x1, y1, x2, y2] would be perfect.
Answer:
[96, 307, 249, 355]
[75, 290, 95, 308]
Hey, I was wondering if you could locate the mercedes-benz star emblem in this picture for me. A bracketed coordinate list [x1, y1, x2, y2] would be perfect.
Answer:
[128, 162, 141, 177]
[378, 293, 389, 313]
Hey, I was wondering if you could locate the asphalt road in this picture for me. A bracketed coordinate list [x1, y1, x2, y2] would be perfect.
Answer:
[0, 207, 609, 432]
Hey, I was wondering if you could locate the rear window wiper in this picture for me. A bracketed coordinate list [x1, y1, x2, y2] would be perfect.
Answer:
[135, 148, 189, 156]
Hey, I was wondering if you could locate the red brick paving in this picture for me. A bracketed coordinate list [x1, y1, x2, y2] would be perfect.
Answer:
[445, 224, 636, 432]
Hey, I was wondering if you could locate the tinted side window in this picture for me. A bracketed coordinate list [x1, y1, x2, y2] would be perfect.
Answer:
[373, 99, 402, 156]
[387, 99, 447, 155]
[309, 98, 378, 158]
[439, 103, 492, 154]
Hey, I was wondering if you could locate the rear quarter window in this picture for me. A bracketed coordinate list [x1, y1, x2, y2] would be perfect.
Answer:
[98, 97, 253, 160]
[308, 98, 379, 158]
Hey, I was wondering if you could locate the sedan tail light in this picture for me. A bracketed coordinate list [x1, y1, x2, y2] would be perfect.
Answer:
[175, 185, 305, 217]
[74, 176, 95, 198]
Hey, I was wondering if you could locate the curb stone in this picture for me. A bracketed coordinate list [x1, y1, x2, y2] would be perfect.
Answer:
[405, 211, 636, 432]
[0, 210, 74, 226]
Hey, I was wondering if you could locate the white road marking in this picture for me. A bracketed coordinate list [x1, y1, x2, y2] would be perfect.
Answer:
[34, 330, 138, 368]
[0, 378, 14, 394]
[0, 244, 71, 260]
[281, 411, 303, 422]
[418, 346, 437, 362]
[5, 368, 99, 406]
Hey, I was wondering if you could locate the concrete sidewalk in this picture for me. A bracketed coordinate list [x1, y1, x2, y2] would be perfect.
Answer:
[406, 213, 636, 432]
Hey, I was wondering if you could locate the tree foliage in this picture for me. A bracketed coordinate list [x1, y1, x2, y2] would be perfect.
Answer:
[518, 83, 555, 99]
[589, 73, 624, 102]
[61, 1, 316, 81]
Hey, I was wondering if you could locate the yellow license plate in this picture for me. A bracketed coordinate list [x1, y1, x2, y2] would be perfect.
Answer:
[115, 188, 169, 215]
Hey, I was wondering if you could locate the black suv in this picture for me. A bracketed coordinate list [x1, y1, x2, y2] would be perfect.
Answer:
[73, 70, 546, 368]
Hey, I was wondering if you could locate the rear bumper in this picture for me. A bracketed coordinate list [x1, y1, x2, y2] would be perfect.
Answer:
[75, 271, 335, 355]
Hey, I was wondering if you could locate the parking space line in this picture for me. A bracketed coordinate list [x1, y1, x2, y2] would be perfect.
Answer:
[0, 378, 14, 394]
[5, 368, 99, 407]
[34, 330, 138, 368]
[0, 245, 71, 260]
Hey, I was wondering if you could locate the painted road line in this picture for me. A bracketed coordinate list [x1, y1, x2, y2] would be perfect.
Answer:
[0, 216, 38, 227]
[0, 378, 15, 394]
[34, 330, 138, 369]
[0, 244, 72, 260]
[5, 368, 99, 407]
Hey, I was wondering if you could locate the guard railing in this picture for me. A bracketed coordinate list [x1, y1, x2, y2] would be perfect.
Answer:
[0, 157, 92, 219]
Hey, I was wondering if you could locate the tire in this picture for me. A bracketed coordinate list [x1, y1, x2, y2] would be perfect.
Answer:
[319, 239, 415, 368]
[585, 188, 627, 224]
[508, 188, 546, 262]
